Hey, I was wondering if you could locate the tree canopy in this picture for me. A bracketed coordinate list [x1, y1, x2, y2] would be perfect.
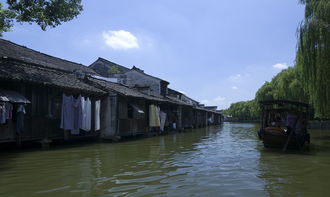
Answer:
[226, 0, 330, 120]
[255, 67, 309, 104]
[0, 0, 83, 36]
[226, 66, 309, 121]
[297, 0, 330, 118]
[223, 100, 260, 121]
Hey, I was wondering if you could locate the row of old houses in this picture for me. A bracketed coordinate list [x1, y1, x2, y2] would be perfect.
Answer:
[0, 39, 223, 147]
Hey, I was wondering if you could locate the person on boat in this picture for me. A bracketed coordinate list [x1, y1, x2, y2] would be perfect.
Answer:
[267, 114, 286, 134]
[295, 118, 307, 133]
[286, 113, 297, 135]
[276, 115, 283, 127]
[270, 114, 282, 127]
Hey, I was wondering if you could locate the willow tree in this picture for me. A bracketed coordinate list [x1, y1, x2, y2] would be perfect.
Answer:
[224, 100, 260, 121]
[254, 66, 309, 109]
[255, 82, 275, 102]
[297, 0, 330, 118]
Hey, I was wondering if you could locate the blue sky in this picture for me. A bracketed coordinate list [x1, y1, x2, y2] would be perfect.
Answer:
[2, 0, 305, 109]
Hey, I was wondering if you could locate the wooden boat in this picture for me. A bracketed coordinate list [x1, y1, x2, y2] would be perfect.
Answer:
[258, 100, 310, 151]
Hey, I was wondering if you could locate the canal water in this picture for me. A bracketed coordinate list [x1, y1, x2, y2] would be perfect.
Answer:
[1, 122, 330, 197]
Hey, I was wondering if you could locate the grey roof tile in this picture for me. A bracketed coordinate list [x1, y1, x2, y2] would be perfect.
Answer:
[0, 58, 105, 95]
[0, 39, 97, 74]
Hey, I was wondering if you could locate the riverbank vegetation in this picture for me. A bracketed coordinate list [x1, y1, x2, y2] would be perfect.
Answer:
[223, 100, 259, 122]
[225, 0, 330, 120]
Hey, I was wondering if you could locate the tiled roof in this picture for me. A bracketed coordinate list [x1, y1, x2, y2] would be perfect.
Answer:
[128, 68, 170, 84]
[88, 77, 192, 106]
[0, 39, 97, 74]
[89, 57, 169, 84]
[0, 58, 105, 95]
[89, 58, 130, 76]
[166, 96, 192, 106]
[87, 77, 167, 102]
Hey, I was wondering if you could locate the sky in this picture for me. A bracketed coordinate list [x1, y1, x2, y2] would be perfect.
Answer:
[2, 0, 305, 109]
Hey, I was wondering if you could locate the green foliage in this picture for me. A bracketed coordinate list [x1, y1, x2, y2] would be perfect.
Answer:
[0, 0, 83, 36]
[227, 67, 309, 121]
[108, 66, 120, 75]
[225, 1, 330, 119]
[0, 3, 15, 36]
[297, 0, 330, 118]
[255, 82, 274, 102]
[255, 67, 309, 104]
[224, 100, 260, 121]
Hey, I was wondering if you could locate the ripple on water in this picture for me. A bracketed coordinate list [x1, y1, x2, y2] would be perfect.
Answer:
[114, 175, 166, 184]
[2, 123, 330, 197]
[35, 186, 71, 194]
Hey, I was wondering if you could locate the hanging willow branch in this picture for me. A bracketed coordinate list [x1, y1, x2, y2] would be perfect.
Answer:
[297, 0, 330, 118]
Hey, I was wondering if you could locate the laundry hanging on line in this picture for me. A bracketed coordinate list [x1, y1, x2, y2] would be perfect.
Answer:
[159, 111, 167, 131]
[85, 97, 92, 131]
[0, 103, 5, 124]
[60, 94, 95, 132]
[149, 104, 160, 127]
[95, 100, 101, 131]
[0, 102, 14, 124]
[5, 103, 13, 120]
[16, 104, 26, 133]
[60, 94, 75, 130]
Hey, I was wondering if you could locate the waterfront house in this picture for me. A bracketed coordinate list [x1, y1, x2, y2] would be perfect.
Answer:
[89, 58, 185, 132]
[167, 88, 225, 128]
[90, 58, 207, 131]
[0, 39, 223, 148]
[89, 57, 130, 78]
[90, 58, 221, 136]
[86, 76, 162, 138]
[90, 58, 224, 130]
[90, 58, 169, 97]
[0, 39, 105, 146]
[85, 76, 196, 138]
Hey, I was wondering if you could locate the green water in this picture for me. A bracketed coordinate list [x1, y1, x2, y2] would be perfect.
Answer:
[1, 122, 330, 197]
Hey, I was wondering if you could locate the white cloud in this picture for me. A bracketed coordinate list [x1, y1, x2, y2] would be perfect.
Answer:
[229, 74, 241, 82]
[214, 96, 226, 102]
[273, 63, 288, 70]
[232, 86, 238, 90]
[102, 30, 139, 50]
[201, 96, 227, 108]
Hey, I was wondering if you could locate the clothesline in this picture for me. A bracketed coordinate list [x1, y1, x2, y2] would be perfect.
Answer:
[60, 94, 100, 134]
[149, 104, 167, 131]
[0, 102, 26, 133]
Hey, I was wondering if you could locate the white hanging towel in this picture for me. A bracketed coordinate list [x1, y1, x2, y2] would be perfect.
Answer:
[159, 111, 167, 131]
[81, 96, 88, 130]
[60, 94, 74, 130]
[73, 95, 83, 131]
[95, 100, 101, 131]
[85, 98, 92, 131]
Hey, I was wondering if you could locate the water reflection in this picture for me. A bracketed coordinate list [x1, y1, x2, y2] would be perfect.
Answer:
[258, 129, 330, 197]
[1, 123, 330, 196]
